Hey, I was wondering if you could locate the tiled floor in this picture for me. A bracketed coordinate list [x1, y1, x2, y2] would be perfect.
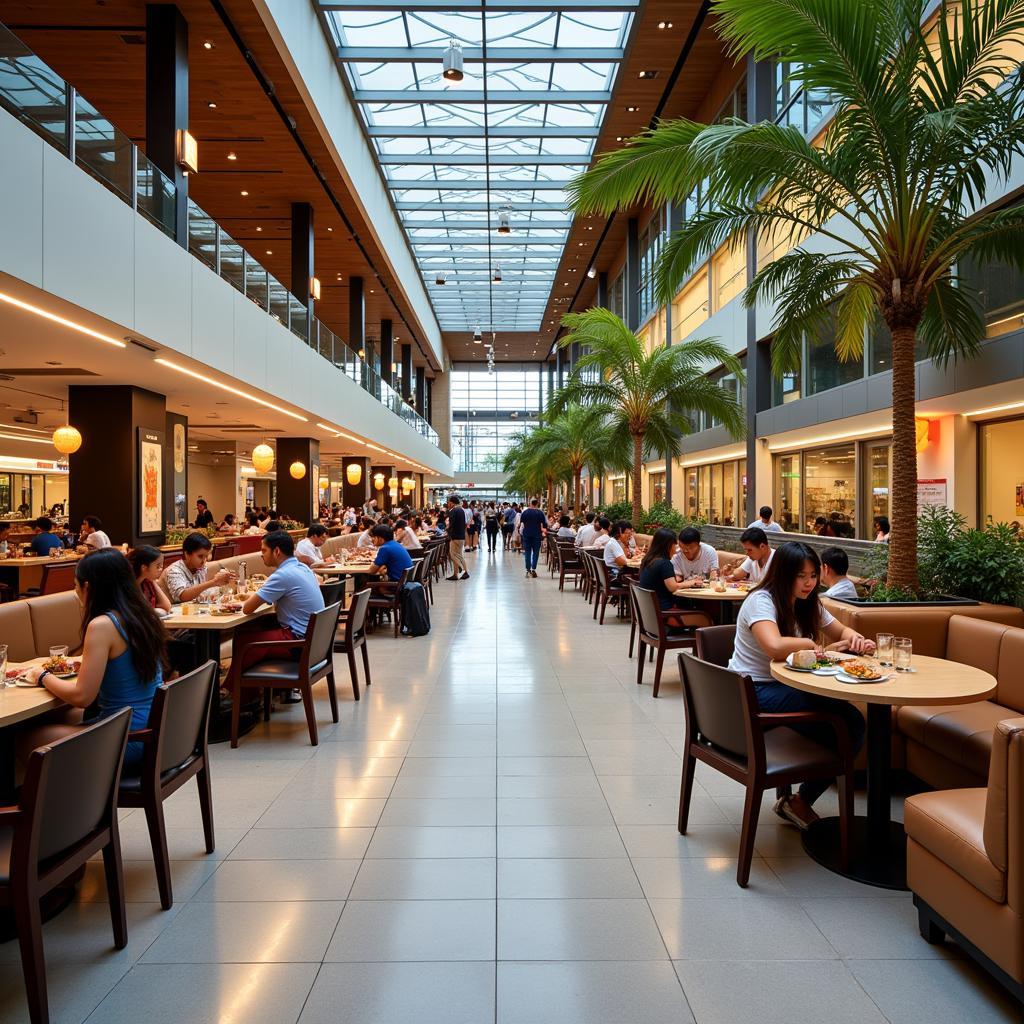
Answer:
[1, 546, 1019, 1023]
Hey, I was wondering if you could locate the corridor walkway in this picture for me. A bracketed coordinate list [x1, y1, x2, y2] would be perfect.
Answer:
[0, 546, 1016, 1023]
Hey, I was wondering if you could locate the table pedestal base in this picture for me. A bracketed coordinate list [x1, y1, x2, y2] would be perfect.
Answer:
[802, 816, 907, 891]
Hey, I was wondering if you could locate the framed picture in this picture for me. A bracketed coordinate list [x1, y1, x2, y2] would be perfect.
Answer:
[312, 463, 320, 520]
[138, 428, 163, 535]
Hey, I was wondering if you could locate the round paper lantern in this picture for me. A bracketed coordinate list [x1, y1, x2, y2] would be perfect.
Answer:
[346, 463, 362, 486]
[289, 461, 306, 480]
[373, 472, 385, 490]
[402, 476, 415, 493]
[387, 476, 398, 490]
[52, 424, 82, 455]
[252, 443, 275, 474]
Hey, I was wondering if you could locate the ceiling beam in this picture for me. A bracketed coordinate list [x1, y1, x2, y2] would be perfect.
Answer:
[368, 125, 600, 138]
[339, 46, 624, 62]
[402, 219, 573, 229]
[395, 201, 566, 211]
[389, 179, 572, 191]
[354, 89, 610, 104]
[380, 153, 586, 166]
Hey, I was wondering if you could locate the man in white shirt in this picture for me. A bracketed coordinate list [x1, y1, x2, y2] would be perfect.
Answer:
[729, 526, 774, 584]
[79, 515, 112, 550]
[575, 512, 597, 549]
[820, 546, 858, 600]
[592, 517, 612, 548]
[747, 505, 784, 533]
[394, 519, 422, 550]
[671, 526, 720, 584]
[356, 516, 376, 549]
[296, 524, 336, 568]
[603, 521, 633, 574]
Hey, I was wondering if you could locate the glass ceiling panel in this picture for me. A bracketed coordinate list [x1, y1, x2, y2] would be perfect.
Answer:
[319, 2, 635, 332]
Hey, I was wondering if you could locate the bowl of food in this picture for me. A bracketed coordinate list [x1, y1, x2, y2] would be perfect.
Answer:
[41, 655, 78, 678]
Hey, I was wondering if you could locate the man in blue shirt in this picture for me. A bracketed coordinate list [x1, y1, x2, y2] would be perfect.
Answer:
[369, 524, 414, 582]
[445, 493, 469, 581]
[519, 498, 547, 578]
[233, 531, 327, 701]
[28, 517, 64, 557]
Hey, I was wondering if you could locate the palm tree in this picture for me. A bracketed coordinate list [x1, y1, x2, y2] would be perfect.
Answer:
[502, 427, 561, 509]
[569, 0, 1024, 592]
[550, 307, 745, 528]
[527, 404, 628, 512]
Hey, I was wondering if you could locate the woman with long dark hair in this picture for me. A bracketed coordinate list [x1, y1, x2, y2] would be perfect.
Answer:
[127, 544, 172, 614]
[24, 548, 168, 767]
[727, 541, 873, 829]
[638, 527, 689, 611]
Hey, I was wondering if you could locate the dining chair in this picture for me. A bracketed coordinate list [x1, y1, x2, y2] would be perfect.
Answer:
[20, 561, 78, 598]
[229, 601, 344, 747]
[695, 624, 737, 667]
[631, 585, 714, 696]
[334, 587, 372, 700]
[555, 542, 583, 592]
[319, 579, 346, 606]
[117, 661, 217, 910]
[677, 651, 854, 886]
[0, 708, 131, 1024]
[592, 557, 630, 624]
[367, 566, 413, 638]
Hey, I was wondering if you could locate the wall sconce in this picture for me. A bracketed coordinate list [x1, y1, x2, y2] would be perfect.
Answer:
[176, 129, 199, 175]
[346, 463, 362, 486]
[289, 461, 306, 480]
[309, 276, 321, 301]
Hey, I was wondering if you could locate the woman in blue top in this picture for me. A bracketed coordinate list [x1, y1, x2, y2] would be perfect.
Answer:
[25, 548, 167, 768]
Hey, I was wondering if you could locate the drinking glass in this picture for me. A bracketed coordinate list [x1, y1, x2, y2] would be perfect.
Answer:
[876, 633, 894, 666]
[49, 645, 69, 660]
[894, 637, 913, 672]
[49, 547, 60, 559]
[0, 644, 8, 688]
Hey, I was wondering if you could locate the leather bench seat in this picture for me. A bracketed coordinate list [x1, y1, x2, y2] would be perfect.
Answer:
[897, 701, 1012, 785]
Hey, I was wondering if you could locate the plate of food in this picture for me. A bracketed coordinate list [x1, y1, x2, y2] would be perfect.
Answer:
[786, 651, 848, 674]
[41, 655, 79, 679]
[835, 659, 889, 683]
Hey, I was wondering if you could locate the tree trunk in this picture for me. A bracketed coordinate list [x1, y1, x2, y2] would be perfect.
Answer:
[632, 434, 644, 528]
[573, 468, 582, 513]
[546, 475, 554, 513]
[887, 326, 919, 593]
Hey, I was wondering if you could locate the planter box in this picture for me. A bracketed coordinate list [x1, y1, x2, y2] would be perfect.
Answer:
[831, 595, 979, 608]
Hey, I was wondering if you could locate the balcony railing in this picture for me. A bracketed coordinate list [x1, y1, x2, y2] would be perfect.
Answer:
[0, 22, 439, 449]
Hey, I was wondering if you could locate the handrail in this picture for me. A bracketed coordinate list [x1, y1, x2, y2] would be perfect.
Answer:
[0, 21, 439, 449]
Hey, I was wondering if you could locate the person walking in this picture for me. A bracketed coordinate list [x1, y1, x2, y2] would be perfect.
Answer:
[519, 497, 546, 578]
[484, 502, 500, 553]
[446, 493, 469, 581]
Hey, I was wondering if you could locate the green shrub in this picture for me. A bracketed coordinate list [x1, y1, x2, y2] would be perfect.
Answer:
[866, 506, 1024, 606]
[595, 500, 637, 524]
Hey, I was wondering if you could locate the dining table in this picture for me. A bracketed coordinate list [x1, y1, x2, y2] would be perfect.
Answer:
[0, 552, 83, 593]
[161, 603, 275, 743]
[769, 653, 997, 890]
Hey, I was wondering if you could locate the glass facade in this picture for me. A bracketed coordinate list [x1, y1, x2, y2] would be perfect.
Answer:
[450, 363, 545, 473]
[684, 458, 746, 525]
[980, 417, 1024, 526]
[648, 471, 665, 506]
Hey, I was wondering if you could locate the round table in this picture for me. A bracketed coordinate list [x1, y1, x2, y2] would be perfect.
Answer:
[769, 654, 996, 890]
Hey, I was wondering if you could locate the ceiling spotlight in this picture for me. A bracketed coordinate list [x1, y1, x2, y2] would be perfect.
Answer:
[255, 225, 262, 231]
[615, 136, 623, 142]
[587, 267, 596, 279]
[203, 40, 214, 49]
[207, 101, 217, 109]
[497, 210, 511, 234]
[626, 105, 639, 112]
[240, 190, 249, 196]
[473, 326, 482, 344]
[638, 70, 658, 79]
[442, 39, 464, 82]
[657, 21, 673, 29]
[492, 266, 502, 283]
[226, 151, 237, 161]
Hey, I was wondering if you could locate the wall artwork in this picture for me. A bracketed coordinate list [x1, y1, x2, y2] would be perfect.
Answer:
[1016, 482, 1024, 517]
[139, 428, 163, 535]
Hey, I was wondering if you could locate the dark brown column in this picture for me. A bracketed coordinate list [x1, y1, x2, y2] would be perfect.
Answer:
[400, 343, 413, 403]
[69, 385, 167, 547]
[146, 4, 189, 247]
[342, 457, 371, 509]
[291, 201, 314, 339]
[379, 319, 394, 390]
[371, 464, 396, 512]
[415, 366, 426, 416]
[275, 437, 321, 525]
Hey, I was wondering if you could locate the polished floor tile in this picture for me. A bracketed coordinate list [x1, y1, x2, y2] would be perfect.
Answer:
[12, 547, 1010, 1022]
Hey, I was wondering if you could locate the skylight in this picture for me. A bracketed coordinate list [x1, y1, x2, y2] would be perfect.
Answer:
[317, 0, 636, 333]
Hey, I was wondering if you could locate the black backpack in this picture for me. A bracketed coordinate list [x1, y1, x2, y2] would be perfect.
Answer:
[400, 581, 430, 636]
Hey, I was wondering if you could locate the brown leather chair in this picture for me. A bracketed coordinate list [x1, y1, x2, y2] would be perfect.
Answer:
[631, 585, 713, 697]
[592, 557, 629, 624]
[0, 709, 131, 1024]
[695, 624, 736, 668]
[334, 588, 372, 700]
[678, 651, 854, 887]
[906, 717, 1024, 1003]
[118, 662, 218, 910]
[20, 561, 78, 598]
[555, 542, 583, 592]
[367, 566, 412, 638]
[229, 601, 344, 747]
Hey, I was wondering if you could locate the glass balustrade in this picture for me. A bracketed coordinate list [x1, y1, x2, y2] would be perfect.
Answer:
[0, 20, 441, 450]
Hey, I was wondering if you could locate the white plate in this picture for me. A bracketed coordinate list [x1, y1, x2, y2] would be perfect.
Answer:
[785, 653, 846, 673]
[836, 669, 889, 684]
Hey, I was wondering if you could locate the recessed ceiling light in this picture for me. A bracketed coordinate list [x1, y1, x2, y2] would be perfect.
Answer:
[327, 226, 333, 232]
[207, 101, 217, 109]
[626, 105, 639, 112]
[240, 190, 248, 196]
[657, 21, 673, 29]
[638, 70, 658, 79]
[226, 151, 236, 161]
[255, 225, 262, 231]
[615, 136, 623, 142]
[203, 40, 214, 49]
[266, 250, 273, 255]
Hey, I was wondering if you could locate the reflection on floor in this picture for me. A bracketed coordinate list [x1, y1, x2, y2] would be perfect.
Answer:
[0, 546, 1018, 1023]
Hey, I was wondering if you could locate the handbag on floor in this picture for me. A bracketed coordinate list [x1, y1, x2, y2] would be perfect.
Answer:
[400, 581, 431, 636]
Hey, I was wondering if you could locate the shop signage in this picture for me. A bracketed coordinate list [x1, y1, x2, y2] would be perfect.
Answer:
[917, 478, 947, 511]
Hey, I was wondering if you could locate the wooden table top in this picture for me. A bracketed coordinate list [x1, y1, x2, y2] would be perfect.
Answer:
[674, 585, 749, 602]
[770, 653, 997, 706]
[2, 658, 67, 727]
[161, 605, 275, 630]
[0, 553, 82, 566]
[318, 562, 379, 575]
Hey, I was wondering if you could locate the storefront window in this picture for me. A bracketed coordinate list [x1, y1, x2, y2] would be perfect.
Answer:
[806, 318, 863, 395]
[685, 466, 698, 519]
[610, 475, 626, 503]
[649, 471, 665, 506]
[863, 441, 891, 536]
[801, 444, 856, 535]
[684, 458, 744, 525]
[774, 454, 801, 532]
[980, 418, 1024, 526]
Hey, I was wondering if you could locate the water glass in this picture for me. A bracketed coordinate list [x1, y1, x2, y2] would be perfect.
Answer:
[876, 633, 894, 666]
[49, 645, 69, 660]
[0, 644, 8, 688]
[894, 637, 913, 672]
